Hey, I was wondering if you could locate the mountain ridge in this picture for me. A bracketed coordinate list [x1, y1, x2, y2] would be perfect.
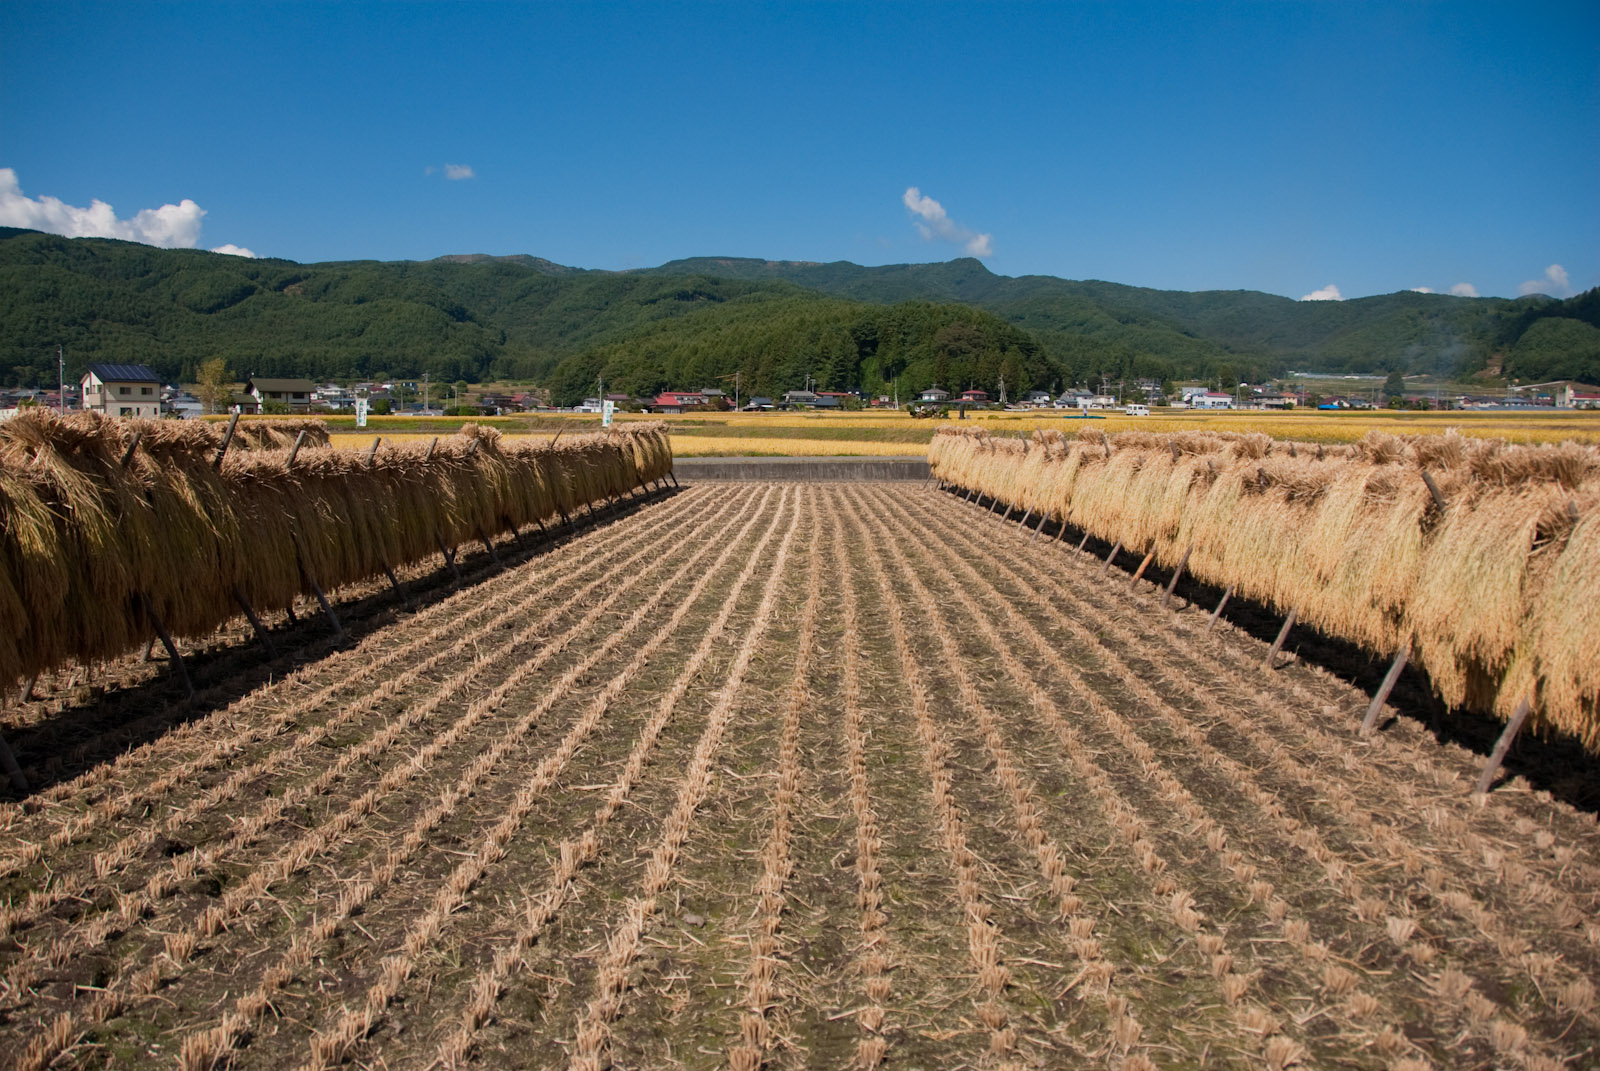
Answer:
[2, 228, 1595, 398]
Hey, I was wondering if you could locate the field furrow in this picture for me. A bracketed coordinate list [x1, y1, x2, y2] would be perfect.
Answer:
[3, 481, 1595, 1071]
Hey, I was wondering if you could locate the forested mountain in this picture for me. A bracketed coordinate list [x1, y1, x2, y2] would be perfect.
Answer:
[3, 228, 1596, 404]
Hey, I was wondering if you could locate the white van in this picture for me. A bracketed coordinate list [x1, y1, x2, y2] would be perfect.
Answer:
[1124, 404, 1150, 416]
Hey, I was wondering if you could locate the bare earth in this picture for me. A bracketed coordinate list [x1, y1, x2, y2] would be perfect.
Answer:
[2, 483, 1597, 1070]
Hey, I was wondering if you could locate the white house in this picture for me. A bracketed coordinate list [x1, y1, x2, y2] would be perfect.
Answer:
[81, 363, 162, 419]
[1191, 391, 1234, 409]
[919, 386, 951, 403]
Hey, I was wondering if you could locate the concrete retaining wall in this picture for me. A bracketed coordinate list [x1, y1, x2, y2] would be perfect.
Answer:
[673, 456, 930, 482]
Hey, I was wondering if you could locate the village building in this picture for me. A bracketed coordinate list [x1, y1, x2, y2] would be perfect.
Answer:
[244, 376, 316, 413]
[651, 391, 710, 414]
[81, 363, 162, 419]
[918, 386, 951, 403]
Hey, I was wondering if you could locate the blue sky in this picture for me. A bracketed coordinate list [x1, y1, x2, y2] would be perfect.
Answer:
[2, 2, 1595, 301]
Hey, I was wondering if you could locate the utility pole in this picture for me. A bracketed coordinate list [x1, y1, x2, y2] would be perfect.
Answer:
[57, 345, 65, 415]
[423, 372, 430, 414]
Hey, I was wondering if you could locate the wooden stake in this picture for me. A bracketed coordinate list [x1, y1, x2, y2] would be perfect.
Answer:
[1099, 539, 1122, 577]
[434, 533, 462, 580]
[1262, 608, 1298, 671]
[1128, 548, 1156, 590]
[365, 436, 382, 465]
[382, 564, 411, 609]
[1420, 469, 1448, 516]
[18, 676, 36, 704]
[1161, 545, 1192, 609]
[1360, 640, 1411, 736]
[1031, 511, 1049, 542]
[1473, 695, 1533, 798]
[1207, 585, 1235, 631]
[477, 526, 503, 567]
[1077, 530, 1092, 553]
[424, 436, 438, 462]
[137, 594, 194, 698]
[285, 604, 298, 625]
[212, 412, 239, 469]
[285, 429, 308, 469]
[999, 502, 1013, 524]
[119, 431, 143, 468]
[1017, 507, 1033, 532]
[0, 733, 27, 795]
[140, 639, 155, 664]
[233, 588, 278, 659]
[307, 578, 344, 641]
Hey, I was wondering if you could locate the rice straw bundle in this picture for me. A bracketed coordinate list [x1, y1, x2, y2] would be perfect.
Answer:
[0, 412, 672, 689]
[929, 424, 1600, 752]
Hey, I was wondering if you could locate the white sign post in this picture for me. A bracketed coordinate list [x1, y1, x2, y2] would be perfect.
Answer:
[602, 399, 614, 427]
[356, 397, 369, 428]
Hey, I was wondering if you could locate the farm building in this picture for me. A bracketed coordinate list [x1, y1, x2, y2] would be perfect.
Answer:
[80, 363, 161, 419]
[244, 376, 316, 413]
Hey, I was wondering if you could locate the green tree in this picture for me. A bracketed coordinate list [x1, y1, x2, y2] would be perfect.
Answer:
[195, 357, 231, 414]
[1383, 370, 1406, 406]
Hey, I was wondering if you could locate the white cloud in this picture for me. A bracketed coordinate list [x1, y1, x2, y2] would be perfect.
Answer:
[0, 167, 206, 248]
[1449, 282, 1479, 298]
[1518, 263, 1571, 297]
[444, 163, 475, 181]
[1410, 286, 1435, 294]
[1300, 284, 1343, 301]
[210, 243, 257, 258]
[902, 186, 992, 257]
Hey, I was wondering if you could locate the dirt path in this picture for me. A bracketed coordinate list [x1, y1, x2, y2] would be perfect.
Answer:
[2, 483, 1595, 1070]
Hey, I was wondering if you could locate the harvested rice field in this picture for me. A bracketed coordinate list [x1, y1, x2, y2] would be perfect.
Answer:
[3, 483, 1598, 1071]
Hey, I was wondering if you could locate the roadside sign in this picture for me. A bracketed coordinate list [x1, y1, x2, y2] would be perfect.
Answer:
[602, 399, 614, 426]
[356, 398, 369, 427]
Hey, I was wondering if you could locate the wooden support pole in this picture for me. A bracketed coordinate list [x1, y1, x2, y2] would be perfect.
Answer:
[119, 431, 143, 468]
[285, 604, 299, 625]
[138, 594, 194, 698]
[1473, 696, 1533, 798]
[0, 732, 28, 795]
[233, 589, 278, 659]
[964, 486, 975, 502]
[669, 471, 679, 488]
[477, 526, 503, 566]
[1054, 516, 1067, 542]
[1262, 608, 1298, 671]
[212, 412, 239, 469]
[18, 676, 36, 704]
[382, 564, 411, 609]
[507, 522, 525, 550]
[307, 578, 344, 641]
[1017, 507, 1033, 532]
[1099, 539, 1122, 577]
[1077, 530, 1092, 553]
[140, 639, 155, 664]
[1360, 640, 1411, 736]
[285, 429, 308, 469]
[1207, 585, 1235, 631]
[1420, 469, 1448, 516]
[1128, 548, 1156, 590]
[999, 502, 1013, 524]
[1161, 545, 1192, 609]
[424, 437, 438, 462]
[535, 518, 550, 543]
[434, 533, 462, 580]
[1031, 510, 1048, 542]
[365, 436, 382, 465]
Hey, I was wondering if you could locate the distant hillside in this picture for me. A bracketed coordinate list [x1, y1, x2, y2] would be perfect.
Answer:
[644, 256, 1594, 384]
[2, 228, 1595, 397]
